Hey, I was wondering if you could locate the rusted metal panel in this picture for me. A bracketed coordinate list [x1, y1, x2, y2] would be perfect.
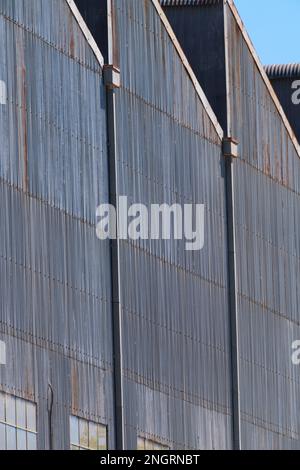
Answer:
[226, 1, 300, 157]
[0, 0, 114, 449]
[2, 0, 299, 452]
[161, 0, 300, 449]
[225, 1, 300, 449]
[112, 0, 231, 450]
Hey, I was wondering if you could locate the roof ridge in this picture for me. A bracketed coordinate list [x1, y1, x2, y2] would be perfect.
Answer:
[160, 0, 221, 5]
[265, 63, 300, 79]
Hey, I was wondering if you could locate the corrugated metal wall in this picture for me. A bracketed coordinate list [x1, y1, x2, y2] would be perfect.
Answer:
[0, 0, 115, 449]
[225, 2, 300, 449]
[2, 0, 299, 451]
[113, 0, 232, 450]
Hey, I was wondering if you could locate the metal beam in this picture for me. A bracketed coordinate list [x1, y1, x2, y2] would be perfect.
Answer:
[106, 0, 124, 451]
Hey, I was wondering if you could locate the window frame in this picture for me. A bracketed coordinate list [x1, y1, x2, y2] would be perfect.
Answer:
[69, 415, 108, 451]
[0, 391, 37, 450]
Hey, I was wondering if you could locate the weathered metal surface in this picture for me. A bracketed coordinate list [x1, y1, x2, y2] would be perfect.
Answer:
[225, 1, 300, 449]
[1, 0, 299, 452]
[161, 0, 300, 449]
[265, 64, 300, 145]
[226, 1, 300, 157]
[0, 0, 114, 449]
[112, 0, 232, 450]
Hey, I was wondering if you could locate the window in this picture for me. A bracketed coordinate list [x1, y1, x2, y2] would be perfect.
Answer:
[70, 416, 107, 450]
[137, 436, 169, 450]
[0, 391, 37, 450]
[0, 341, 5, 365]
[0, 80, 6, 104]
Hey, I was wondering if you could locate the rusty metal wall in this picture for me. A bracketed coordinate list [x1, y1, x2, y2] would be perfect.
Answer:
[113, 0, 232, 450]
[225, 2, 300, 449]
[3, 0, 299, 451]
[0, 0, 115, 449]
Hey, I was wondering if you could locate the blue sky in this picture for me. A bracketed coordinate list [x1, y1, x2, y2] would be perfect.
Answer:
[234, 0, 300, 66]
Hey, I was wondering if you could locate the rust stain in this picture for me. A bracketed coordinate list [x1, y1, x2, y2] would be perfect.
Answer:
[144, 0, 149, 20]
[263, 142, 270, 175]
[16, 31, 29, 192]
[282, 131, 289, 186]
[70, 34, 75, 57]
[71, 362, 79, 411]
[24, 364, 34, 400]
[21, 65, 29, 192]
[111, 0, 120, 69]
[68, 12, 75, 57]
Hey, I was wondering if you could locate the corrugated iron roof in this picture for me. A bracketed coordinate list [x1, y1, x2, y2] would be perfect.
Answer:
[265, 63, 300, 79]
[160, 0, 221, 6]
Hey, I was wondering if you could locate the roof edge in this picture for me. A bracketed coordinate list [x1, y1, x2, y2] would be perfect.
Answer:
[265, 63, 300, 80]
[153, 0, 224, 141]
[161, 0, 222, 6]
[65, 0, 104, 68]
[226, 0, 300, 156]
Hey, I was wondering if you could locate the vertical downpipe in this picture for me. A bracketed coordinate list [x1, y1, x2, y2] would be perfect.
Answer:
[224, 154, 241, 450]
[47, 383, 54, 450]
[105, 0, 124, 450]
[223, 1, 241, 451]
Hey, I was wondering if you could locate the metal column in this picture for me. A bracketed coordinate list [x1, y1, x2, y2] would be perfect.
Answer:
[105, 0, 124, 451]
[223, 135, 241, 450]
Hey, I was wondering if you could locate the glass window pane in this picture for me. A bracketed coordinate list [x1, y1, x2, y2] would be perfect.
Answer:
[137, 437, 145, 450]
[17, 429, 27, 450]
[97, 424, 107, 450]
[70, 416, 79, 446]
[70, 416, 107, 451]
[6, 425, 16, 450]
[5, 395, 16, 426]
[0, 393, 4, 421]
[27, 432, 37, 450]
[26, 402, 36, 432]
[0, 423, 6, 450]
[88, 422, 98, 450]
[79, 418, 89, 448]
[16, 398, 26, 429]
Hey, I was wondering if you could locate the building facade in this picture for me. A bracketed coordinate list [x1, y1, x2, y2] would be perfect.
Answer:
[0, 0, 299, 450]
